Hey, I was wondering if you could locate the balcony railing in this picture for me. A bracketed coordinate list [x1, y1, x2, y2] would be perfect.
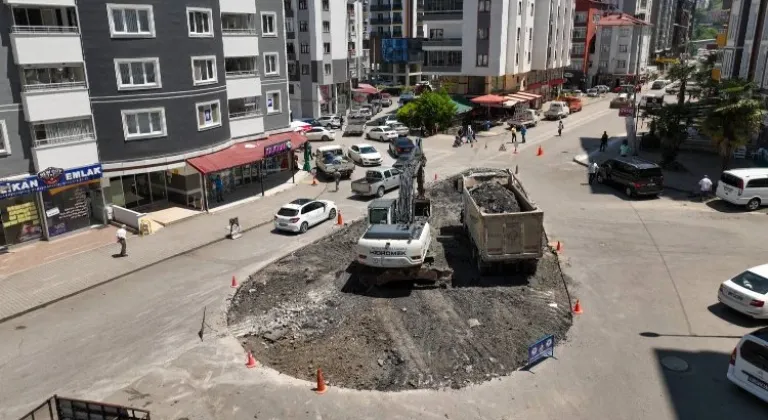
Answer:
[392, 16, 403, 23]
[22, 81, 86, 92]
[422, 38, 462, 47]
[229, 109, 263, 119]
[370, 3, 391, 11]
[392, 2, 403, 9]
[349, 49, 357, 57]
[34, 131, 95, 147]
[11, 25, 79, 34]
[226, 69, 260, 78]
[287, 52, 296, 60]
[371, 17, 392, 24]
[222, 27, 259, 35]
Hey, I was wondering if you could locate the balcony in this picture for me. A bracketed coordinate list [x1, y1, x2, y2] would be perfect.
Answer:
[32, 119, 95, 148]
[376, 31, 392, 38]
[221, 13, 258, 35]
[225, 57, 261, 98]
[422, 0, 463, 21]
[22, 78, 91, 122]
[392, 1, 403, 10]
[219, 0, 257, 14]
[363, 32, 370, 40]
[223, 34, 260, 57]
[370, 3, 391, 11]
[10, 25, 83, 65]
[31, 119, 99, 170]
[392, 31, 403, 38]
[229, 97, 264, 139]
[349, 49, 357, 58]
[422, 38, 463, 48]
[287, 52, 296, 61]
[392, 16, 403, 23]
[371, 17, 392, 25]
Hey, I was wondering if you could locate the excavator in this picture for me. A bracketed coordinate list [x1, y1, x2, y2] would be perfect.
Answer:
[354, 138, 452, 286]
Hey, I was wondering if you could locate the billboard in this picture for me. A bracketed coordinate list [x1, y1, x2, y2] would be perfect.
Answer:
[381, 38, 409, 63]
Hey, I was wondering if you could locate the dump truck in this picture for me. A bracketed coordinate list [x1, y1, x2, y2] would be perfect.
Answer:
[458, 170, 544, 275]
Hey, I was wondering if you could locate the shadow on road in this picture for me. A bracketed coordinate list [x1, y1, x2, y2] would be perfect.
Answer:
[707, 303, 768, 328]
[705, 199, 768, 215]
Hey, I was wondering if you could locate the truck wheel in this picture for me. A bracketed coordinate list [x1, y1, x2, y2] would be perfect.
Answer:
[376, 186, 385, 197]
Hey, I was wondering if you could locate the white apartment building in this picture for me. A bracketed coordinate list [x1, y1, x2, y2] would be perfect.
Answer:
[530, 0, 573, 97]
[285, 0, 364, 119]
[588, 13, 652, 86]
[368, 0, 424, 85]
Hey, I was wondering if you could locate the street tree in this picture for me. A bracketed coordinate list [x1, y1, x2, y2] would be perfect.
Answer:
[396, 90, 457, 135]
[653, 103, 695, 166]
[667, 63, 698, 104]
[701, 94, 763, 171]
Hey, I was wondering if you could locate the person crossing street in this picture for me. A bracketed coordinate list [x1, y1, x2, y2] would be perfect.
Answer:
[558, 120, 564, 136]
[588, 162, 599, 185]
[520, 125, 527, 143]
[600, 131, 608, 152]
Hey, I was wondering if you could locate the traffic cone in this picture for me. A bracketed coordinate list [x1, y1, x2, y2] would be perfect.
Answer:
[337, 211, 343, 225]
[231, 275, 238, 288]
[245, 351, 258, 368]
[572, 300, 584, 315]
[311, 176, 317, 186]
[315, 368, 328, 394]
[499, 143, 506, 151]
[536, 146, 543, 156]
[556, 241, 563, 253]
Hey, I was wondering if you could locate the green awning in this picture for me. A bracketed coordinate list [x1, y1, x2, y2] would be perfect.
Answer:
[451, 98, 473, 114]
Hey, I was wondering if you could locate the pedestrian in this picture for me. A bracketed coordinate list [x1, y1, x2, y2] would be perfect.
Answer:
[558, 120, 564, 136]
[620, 140, 630, 157]
[600, 131, 608, 152]
[510, 126, 517, 143]
[116, 224, 127, 257]
[698, 174, 713, 201]
[214, 175, 224, 202]
[339, 114, 344, 127]
[466, 125, 474, 144]
[333, 170, 341, 192]
[588, 161, 599, 185]
[520, 125, 527, 143]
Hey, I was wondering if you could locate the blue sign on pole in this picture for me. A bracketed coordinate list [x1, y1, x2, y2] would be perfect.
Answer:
[527, 334, 555, 366]
[0, 163, 103, 200]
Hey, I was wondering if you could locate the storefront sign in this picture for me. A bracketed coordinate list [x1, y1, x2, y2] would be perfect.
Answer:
[0, 163, 103, 199]
[619, 107, 634, 117]
[264, 140, 292, 158]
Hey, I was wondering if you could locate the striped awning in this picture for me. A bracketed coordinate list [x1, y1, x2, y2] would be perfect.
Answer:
[505, 92, 542, 102]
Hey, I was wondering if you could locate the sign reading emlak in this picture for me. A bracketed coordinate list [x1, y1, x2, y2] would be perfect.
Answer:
[0, 164, 103, 199]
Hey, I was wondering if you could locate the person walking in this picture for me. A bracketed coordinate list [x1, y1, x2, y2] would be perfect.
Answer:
[333, 169, 341, 192]
[698, 175, 713, 201]
[466, 125, 474, 144]
[116, 224, 127, 257]
[588, 161, 599, 185]
[214, 175, 224, 203]
[510, 126, 518, 143]
[520, 125, 527, 143]
[620, 140, 630, 157]
[558, 120, 564, 136]
[600, 131, 609, 152]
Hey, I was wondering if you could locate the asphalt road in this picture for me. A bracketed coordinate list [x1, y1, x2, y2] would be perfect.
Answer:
[2, 99, 767, 420]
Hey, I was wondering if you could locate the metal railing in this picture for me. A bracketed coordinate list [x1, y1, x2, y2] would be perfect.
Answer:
[348, 49, 357, 57]
[11, 25, 79, 34]
[371, 17, 392, 24]
[422, 38, 462, 47]
[222, 27, 259, 35]
[34, 132, 95, 147]
[23, 81, 86, 92]
[229, 110, 263, 119]
[226, 69, 260, 78]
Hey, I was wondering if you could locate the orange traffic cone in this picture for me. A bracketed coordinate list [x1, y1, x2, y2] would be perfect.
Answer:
[337, 211, 343, 225]
[231, 275, 238, 288]
[312, 176, 317, 186]
[245, 351, 258, 368]
[572, 300, 584, 315]
[556, 241, 563, 253]
[536, 146, 543, 156]
[315, 368, 328, 394]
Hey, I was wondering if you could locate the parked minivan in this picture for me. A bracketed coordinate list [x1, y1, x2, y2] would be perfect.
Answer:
[716, 168, 768, 211]
[728, 327, 768, 403]
[544, 101, 570, 120]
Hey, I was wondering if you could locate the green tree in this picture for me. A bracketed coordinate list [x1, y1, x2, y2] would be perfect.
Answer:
[653, 103, 696, 166]
[701, 96, 763, 171]
[668, 63, 699, 105]
[395, 90, 457, 135]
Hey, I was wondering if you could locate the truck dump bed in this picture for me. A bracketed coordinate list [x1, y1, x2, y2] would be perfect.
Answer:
[460, 170, 544, 263]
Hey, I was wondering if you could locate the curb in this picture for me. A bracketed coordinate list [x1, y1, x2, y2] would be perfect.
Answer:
[0, 183, 329, 325]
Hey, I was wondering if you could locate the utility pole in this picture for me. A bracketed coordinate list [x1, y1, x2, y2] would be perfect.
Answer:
[632, 21, 647, 155]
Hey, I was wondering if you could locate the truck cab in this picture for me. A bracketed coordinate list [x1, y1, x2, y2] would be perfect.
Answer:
[367, 197, 431, 225]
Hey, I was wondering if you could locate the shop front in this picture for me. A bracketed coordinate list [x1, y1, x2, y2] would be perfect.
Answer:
[187, 131, 307, 210]
[104, 165, 204, 213]
[0, 163, 104, 247]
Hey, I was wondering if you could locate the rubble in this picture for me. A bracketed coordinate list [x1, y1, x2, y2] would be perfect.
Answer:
[469, 182, 522, 213]
[227, 169, 572, 391]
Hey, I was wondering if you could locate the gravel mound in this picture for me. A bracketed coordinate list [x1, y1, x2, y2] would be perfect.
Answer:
[227, 168, 572, 391]
[469, 182, 521, 213]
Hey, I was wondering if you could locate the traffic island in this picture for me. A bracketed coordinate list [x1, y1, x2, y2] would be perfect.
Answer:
[227, 169, 574, 391]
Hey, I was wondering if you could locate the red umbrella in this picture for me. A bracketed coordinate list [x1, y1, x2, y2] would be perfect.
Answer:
[470, 94, 506, 105]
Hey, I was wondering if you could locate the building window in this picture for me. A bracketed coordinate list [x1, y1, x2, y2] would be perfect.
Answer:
[429, 29, 443, 39]
[0, 120, 10, 155]
[225, 56, 258, 77]
[264, 53, 279, 76]
[114, 58, 161, 90]
[266, 91, 281, 114]
[617, 60, 626, 68]
[322, 0, 330, 10]
[619, 28, 630, 37]
[619, 44, 628, 53]
[574, 11, 587, 23]
[196, 100, 222, 130]
[601, 44, 610, 52]
[478, 28, 488, 39]
[191, 56, 217, 85]
[478, 0, 491, 12]
[599, 60, 608, 68]
[323, 21, 330, 32]
[593, 13, 600, 23]
[527, 51, 531, 63]
[528, 28, 532, 42]
[261, 12, 277, 37]
[221, 13, 257, 34]
[517, 27, 520, 42]
[324, 63, 332, 75]
[300, 43, 310, 54]
[301, 64, 310, 75]
[288, 84, 295, 94]
[324, 43, 331, 54]
[572, 27, 586, 39]
[121, 108, 166, 140]
[285, 18, 294, 32]
[229, 97, 261, 119]
[299, 0, 307, 10]
[530, 1, 534, 15]
[571, 43, 585, 55]
[299, 20, 308, 32]
[515, 52, 519, 65]
[187, 8, 213, 37]
[476, 54, 488, 67]
[107, 4, 155, 38]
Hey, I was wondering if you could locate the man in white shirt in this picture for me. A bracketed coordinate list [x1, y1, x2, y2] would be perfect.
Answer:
[698, 175, 713, 201]
[116, 224, 127, 257]
[588, 161, 599, 185]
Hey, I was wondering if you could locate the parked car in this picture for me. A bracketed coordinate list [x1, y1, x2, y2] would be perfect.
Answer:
[350, 167, 402, 197]
[316, 115, 342, 129]
[586, 88, 599, 97]
[651, 79, 671, 90]
[558, 96, 583, 113]
[367, 126, 398, 141]
[595, 85, 611, 94]
[368, 114, 398, 126]
[389, 136, 416, 157]
[274, 198, 338, 234]
[399, 93, 417, 105]
[716, 168, 768, 211]
[304, 127, 335, 142]
[301, 118, 323, 127]
[610, 93, 632, 108]
[639, 93, 664, 110]
[344, 114, 367, 136]
[347, 143, 383, 166]
[544, 101, 570, 120]
[665, 82, 681, 94]
[357, 107, 373, 119]
[392, 148, 424, 175]
[718, 264, 768, 320]
[386, 121, 410, 136]
[380, 93, 393, 107]
[595, 157, 664, 198]
[727, 327, 768, 403]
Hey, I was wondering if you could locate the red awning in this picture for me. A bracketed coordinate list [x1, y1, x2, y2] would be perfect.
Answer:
[506, 92, 542, 102]
[187, 131, 307, 174]
[353, 83, 379, 95]
[548, 78, 566, 86]
[470, 94, 506, 105]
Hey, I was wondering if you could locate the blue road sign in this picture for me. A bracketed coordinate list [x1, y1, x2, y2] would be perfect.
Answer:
[527, 334, 555, 366]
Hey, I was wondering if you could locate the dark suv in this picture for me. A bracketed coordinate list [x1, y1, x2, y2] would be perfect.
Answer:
[596, 157, 664, 198]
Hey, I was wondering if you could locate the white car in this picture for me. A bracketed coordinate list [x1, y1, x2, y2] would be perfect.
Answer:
[357, 107, 373, 119]
[386, 121, 410, 136]
[728, 328, 768, 403]
[718, 264, 768, 319]
[316, 115, 341, 128]
[274, 198, 338, 234]
[367, 126, 398, 141]
[304, 127, 335, 142]
[348, 143, 382, 166]
[595, 85, 610, 94]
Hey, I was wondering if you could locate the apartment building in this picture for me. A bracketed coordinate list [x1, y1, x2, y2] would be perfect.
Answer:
[567, 0, 613, 90]
[285, 0, 363, 119]
[721, 0, 768, 87]
[528, 0, 574, 98]
[649, 0, 676, 58]
[368, 0, 424, 85]
[0, 0, 293, 247]
[361, 0, 372, 80]
[588, 13, 652, 87]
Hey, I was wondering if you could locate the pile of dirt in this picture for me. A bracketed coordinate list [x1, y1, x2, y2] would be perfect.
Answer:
[469, 181, 521, 213]
[227, 168, 573, 391]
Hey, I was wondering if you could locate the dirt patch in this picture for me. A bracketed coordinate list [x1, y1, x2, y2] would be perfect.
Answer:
[227, 169, 573, 391]
[469, 181, 521, 213]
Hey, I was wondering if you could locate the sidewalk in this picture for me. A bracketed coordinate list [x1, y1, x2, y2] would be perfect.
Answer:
[0, 174, 328, 323]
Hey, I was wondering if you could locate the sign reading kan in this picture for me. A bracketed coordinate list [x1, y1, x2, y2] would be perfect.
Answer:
[0, 163, 103, 199]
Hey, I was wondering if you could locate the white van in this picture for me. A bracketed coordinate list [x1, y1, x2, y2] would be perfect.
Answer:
[715, 168, 768, 211]
[544, 101, 569, 120]
[728, 327, 768, 403]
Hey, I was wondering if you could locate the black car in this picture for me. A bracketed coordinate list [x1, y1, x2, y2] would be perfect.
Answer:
[596, 157, 664, 198]
[389, 136, 416, 157]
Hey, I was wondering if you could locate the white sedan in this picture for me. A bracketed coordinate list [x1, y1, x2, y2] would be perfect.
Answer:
[367, 126, 398, 142]
[348, 143, 382, 166]
[386, 122, 410, 136]
[304, 127, 335, 142]
[274, 198, 338, 234]
[718, 263, 768, 319]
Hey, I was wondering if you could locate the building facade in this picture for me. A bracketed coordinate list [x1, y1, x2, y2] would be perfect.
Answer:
[649, 0, 676, 60]
[529, 0, 574, 98]
[721, 0, 768, 88]
[567, 0, 613, 90]
[588, 13, 652, 87]
[285, 0, 362, 119]
[368, 0, 424, 85]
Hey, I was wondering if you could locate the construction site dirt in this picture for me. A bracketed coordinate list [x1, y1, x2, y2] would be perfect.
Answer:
[469, 181, 523, 213]
[227, 169, 573, 391]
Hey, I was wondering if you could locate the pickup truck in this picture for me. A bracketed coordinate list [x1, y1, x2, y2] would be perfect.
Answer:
[508, 109, 540, 129]
[459, 170, 544, 275]
[351, 167, 402, 197]
[315, 145, 356, 179]
[344, 115, 367, 136]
